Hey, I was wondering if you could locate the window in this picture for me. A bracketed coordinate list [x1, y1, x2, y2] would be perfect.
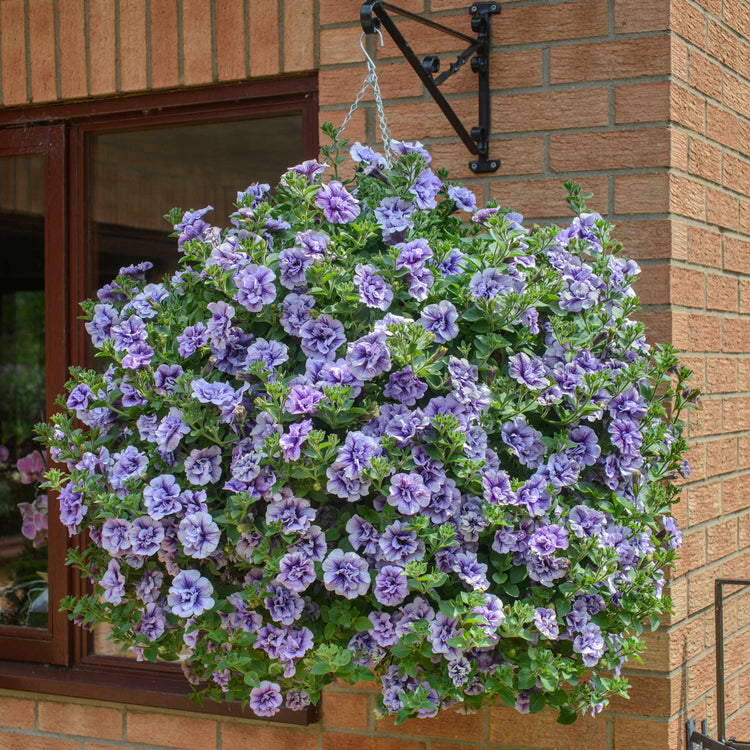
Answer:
[0, 77, 317, 724]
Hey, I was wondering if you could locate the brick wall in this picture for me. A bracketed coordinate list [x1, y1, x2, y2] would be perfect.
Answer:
[0, 1, 748, 749]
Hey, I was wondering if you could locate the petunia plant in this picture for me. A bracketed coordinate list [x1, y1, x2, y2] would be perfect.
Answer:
[38, 124, 694, 723]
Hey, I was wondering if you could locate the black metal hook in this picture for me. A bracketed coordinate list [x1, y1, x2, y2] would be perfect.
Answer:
[360, 1, 501, 173]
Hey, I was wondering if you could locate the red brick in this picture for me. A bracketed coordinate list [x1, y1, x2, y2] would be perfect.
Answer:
[687, 313, 722, 352]
[724, 0, 750, 37]
[671, 84, 706, 133]
[550, 129, 670, 172]
[551, 36, 671, 83]
[492, 0, 608, 45]
[689, 50, 722, 100]
[284, 0, 314, 72]
[671, 266, 705, 307]
[222, 723, 318, 750]
[320, 0, 422, 25]
[150, 0, 179, 89]
[707, 188, 739, 230]
[249, 0, 279, 76]
[488, 706, 606, 748]
[689, 138, 721, 184]
[119, 0, 147, 91]
[689, 226, 722, 267]
[670, 175, 705, 221]
[485, 49, 543, 91]
[723, 395, 750, 431]
[386, 98, 476, 141]
[614, 0, 670, 32]
[672, 127, 689, 172]
[320, 64, 422, 106]
[708, 19, 739, 68]
[59, 0, 87, 99]
[706, 358, 738, 393]
[740, 280, 750, 313]
[320, 26, 362, 66]
[724, 72, 750, 120]
[613, 716, 671, 750]
[321, 691, 370, 731]
[28, 0, 57, 102]
[88, 0, 116, 95]
[707, 104, 739, 149]
[38, 701, 122, 740]
[182, 0, 213, 86]
[674, 528, 707, 576]
[615, 220, 672, 260]
[0, 696, 35, 729]
[491, 178, 608, 219]
[688, 481, 722, 525]
[322, 735, 425, 750]
[126, 711, 217, 750]
[376, 706, 484, 741]
[635, 264, 670, 305]
[724, 153, 750, 196]
[615, 82, 671, 123]
[707, 518, 738, 562]
[672, 36, 689, 80]
[615, 174, 670, 214]
[724, 237, 750, 275]
[0, 735, 79, 750]
[493, 88, 609, 133]
[0, 0, 28, 105]
[672, 0, 708, 47]
[707, 275, 738, 311]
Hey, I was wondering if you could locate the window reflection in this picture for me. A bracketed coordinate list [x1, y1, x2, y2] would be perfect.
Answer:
[0, 154, 48, 629]
[88, 115, 303, 657]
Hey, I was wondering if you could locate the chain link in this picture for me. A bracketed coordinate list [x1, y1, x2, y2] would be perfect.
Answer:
[337, 32, 393, 167]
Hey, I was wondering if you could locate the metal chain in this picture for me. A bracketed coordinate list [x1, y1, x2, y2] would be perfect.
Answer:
[337, 31, 393, 167]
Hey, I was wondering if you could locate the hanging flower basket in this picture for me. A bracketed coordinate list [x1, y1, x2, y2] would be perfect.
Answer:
[39, 127, 693, 723]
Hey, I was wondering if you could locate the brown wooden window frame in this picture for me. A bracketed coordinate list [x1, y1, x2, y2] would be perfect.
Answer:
[0, 74, 319, 725]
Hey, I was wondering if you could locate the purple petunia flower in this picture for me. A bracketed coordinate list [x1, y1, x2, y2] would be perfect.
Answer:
[508, 353, 549, 390]
[155, 408, 190, 453]
[482, 469, 516, 505]
[410, 168, 442, 210]
[249, 681, 283, 717]
[395, 238, 432, 270]
[322, 549, 370, 599]
[266, 491, 316, 534]
[288, 160, 327, 182]
[387, 473, 430, 516]
[101, 517, 132, 557]
[346, 332, 391, 381]
[501, 416, 546, 468]
[264, 582, 304, 624]
[379, 521, 424, 565]
[110, 446, 149, 490]
[353, 263, 393, 311]
[299, 314, 346, 362]
[277, 551, 316, 592]
[279, 246, 314, 289]
[447, 185, 477, 212]
[469, 268, 514, 300]
[168, 569, 215, 618]
[315, 181, 360, 224]
[279, 419, 314, 462]
[374, 196, 415, 242]
[184, 446, 222, 486]
[178, 511, 220, 558]
[59, 482, 87, 535]
[285, 384, 324, 415]
[143, 474, 182, 519]
[573, 622, 606, 667]
[100, 559, 126, 604]
[384, 366, 427, 406]
[233, 264, 277, 312]
[129, 516, 165, 556]
[281, 293, 315, 336]
[374, 565, 408, 606]
[534, 607, 560, 639]
[419, 301, 459, 343]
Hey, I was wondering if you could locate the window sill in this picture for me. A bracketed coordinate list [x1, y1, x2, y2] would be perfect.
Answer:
[0, 659, 316, 725]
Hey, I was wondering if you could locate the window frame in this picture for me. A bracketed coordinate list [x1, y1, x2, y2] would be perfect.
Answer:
[0, 75, 318, 725]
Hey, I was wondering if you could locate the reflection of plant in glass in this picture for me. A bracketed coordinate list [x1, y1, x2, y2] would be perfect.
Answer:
[41, 133, 694, 723]
[0, 291, 46, 451]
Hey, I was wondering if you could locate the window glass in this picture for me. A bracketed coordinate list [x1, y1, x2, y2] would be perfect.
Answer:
[88, 115, 303, 657]
[0, 154, 49, 629]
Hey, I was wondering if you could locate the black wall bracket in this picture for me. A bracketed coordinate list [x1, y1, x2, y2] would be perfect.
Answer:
[360, 1, 501, 173]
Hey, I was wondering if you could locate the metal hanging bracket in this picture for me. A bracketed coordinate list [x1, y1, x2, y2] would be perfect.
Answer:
[360, 1, 501, 173]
